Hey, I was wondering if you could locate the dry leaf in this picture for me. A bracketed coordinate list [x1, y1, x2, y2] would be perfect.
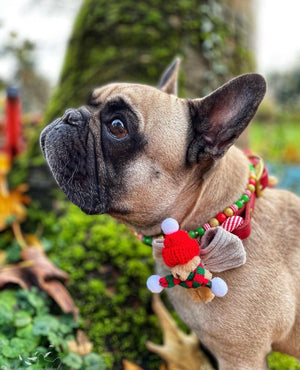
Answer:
[21, 242, 78, 319]
[0, 263, 31, 290]
[68, 330, 93, 355]
[21, 245, 69, 283]
[122, 359, 144, 370]
[146, 295, 214, 370]
[0, 162, 78, 321]
[24, 234, 43, 247]
[40, 280, 79, 320]
[159, 364, 167, 370]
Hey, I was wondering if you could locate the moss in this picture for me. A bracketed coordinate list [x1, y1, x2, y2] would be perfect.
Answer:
[38, 203, 162, 369]
[268, 352, 300, 370]
[44, 0, 254, 125]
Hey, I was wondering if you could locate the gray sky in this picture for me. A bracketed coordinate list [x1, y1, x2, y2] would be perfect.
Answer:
[1, 0, 300, 85]
[0, 0, 81, 83]
[256, 0, 300, 73]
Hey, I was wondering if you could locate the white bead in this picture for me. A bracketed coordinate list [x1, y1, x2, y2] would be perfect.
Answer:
[211, 277, 228, 297]
[146, 275, 164, 293]
[161, 218, 179, 235]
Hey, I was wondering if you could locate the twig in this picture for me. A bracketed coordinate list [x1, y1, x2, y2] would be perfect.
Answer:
[12, 221, 27, 249]
[0, 260, 34, 272]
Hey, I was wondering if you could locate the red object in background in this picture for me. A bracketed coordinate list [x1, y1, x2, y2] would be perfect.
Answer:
[5, 87, 22, 158]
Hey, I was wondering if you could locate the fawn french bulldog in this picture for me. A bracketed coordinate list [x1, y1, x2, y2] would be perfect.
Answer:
[40, 59, 300, 369]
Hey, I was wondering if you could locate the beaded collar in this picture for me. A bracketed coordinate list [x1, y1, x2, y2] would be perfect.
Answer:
[136, 156, 268, 246]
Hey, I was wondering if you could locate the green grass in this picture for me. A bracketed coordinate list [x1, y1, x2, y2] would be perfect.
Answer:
[268, 352, 300, 370]
[250, 120, 300, 163]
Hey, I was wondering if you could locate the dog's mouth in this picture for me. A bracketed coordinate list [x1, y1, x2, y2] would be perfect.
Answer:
[40, 108, 109, 215]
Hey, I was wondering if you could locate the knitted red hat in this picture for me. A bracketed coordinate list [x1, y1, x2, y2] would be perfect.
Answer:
[162, 230, 200, 267]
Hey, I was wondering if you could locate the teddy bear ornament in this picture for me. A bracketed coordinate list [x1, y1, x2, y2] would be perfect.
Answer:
[147, 218, 228, 302]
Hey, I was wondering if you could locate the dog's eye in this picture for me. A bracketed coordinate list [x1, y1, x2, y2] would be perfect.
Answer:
[107, 119, 128, 139]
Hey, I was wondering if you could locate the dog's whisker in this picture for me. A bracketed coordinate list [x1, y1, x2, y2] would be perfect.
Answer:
[66, 165, 78, 185]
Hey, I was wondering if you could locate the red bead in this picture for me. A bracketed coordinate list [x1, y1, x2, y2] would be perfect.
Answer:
[216, 212, 227, 224]
[249, 178, 256, 186]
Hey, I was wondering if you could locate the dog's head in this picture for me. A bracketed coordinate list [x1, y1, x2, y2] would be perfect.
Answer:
[40, 59, 266, 234]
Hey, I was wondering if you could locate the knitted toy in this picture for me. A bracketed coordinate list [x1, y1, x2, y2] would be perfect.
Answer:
[147, 218, 228, 303]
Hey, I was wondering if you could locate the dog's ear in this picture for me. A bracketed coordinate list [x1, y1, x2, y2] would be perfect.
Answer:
[187, 73, 266, 163]
[158, 57, 181, 95]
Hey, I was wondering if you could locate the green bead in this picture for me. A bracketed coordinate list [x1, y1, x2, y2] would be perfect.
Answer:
[188, 230, 196, 239]
[142, 236, 153, 246]
[235, 200, 244, 209]
[249, 164, 255, 171]
[241, 194, 249, 203]
[197, 227, 205, 236]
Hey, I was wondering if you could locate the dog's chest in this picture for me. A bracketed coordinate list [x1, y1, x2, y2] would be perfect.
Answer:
[156, 263, 217, 335]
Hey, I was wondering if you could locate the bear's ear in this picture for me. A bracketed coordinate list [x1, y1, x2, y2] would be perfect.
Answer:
[158, 57, 181, 95]
[187, 73, 266, 163]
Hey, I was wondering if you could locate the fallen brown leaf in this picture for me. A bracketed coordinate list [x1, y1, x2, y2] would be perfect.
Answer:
[0, 262, 32, 290]
[122, 359, 144, 370]
[68, 330, 93, 355]
[20, 239, 79, 319]
[21, 245, 69, 283]
[40, 280, 79, 320]
[0, 159, 78, 321]
[146, 294, 214, 370]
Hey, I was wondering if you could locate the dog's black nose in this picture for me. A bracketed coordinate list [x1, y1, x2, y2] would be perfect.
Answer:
[62, 107, 90, 125]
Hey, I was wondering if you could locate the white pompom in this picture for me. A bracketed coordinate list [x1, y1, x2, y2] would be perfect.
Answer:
[211, 277, 228, 297]
[147, 275, 164, 293]
[161, 218, 179, 235]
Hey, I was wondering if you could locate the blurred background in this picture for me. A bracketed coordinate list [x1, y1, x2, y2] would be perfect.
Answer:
[0, 1, 299, 369]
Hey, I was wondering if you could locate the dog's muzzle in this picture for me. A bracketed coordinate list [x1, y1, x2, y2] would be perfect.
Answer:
[40, 107, 109, 215]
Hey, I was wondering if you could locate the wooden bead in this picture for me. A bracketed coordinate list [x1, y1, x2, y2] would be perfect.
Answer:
[209, 218, 220, 227]
[203, 223, 211, 231]
[235, 200, 244, 209]
[197, 227, 205, 236]
[230, 204, 239, 213]
[142, 236, 153, 245]
[247, 184, 256, 193]
[224, 207, 234, 217]
[216, 212, 227, 224]
[188, 230, 196, 239]
[222, 215, 244, 232]
[244, 189, 252, 198]
[241, 194, 249, 203]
